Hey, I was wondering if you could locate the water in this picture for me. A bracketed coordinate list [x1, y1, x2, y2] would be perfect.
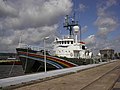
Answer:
[0, 65, 24, 79]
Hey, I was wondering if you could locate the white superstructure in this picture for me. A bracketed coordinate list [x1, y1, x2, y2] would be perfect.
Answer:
[53, 25, 93, 59]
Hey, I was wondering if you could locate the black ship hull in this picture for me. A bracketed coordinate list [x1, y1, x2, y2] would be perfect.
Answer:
[16, 48, 93, 73]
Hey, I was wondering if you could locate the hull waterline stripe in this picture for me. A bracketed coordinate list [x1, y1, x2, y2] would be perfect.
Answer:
[19, 55, 63, 69]
[18, 51, 77, 67]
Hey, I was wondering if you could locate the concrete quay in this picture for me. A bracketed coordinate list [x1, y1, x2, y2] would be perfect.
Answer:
[3, 60, 120, 90]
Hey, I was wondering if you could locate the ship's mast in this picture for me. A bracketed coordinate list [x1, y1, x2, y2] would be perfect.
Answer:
[63, 15, 78, 38]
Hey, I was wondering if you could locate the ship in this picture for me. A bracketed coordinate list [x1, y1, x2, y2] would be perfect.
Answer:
[16, 15, 93, 73]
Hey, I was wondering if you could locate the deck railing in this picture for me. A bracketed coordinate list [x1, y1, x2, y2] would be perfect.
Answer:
[17, 43, 43, 51]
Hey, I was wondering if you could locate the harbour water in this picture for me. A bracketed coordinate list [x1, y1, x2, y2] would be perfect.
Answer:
[0, 65, 24, 79]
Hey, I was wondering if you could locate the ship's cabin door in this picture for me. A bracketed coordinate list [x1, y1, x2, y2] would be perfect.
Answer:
[74, 50, 80, 58]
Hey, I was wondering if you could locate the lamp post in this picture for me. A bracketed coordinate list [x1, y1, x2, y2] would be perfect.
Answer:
[44, 37, 49, 73]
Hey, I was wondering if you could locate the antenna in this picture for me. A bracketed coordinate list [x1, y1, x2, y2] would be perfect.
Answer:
[18, 32, 22, 48]
[63, 15, 78, 38]
[64, 15, 69, 30]
[73, 0, 77, 22]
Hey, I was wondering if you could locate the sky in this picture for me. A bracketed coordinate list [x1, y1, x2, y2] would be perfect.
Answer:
[0, 0, 120, 54]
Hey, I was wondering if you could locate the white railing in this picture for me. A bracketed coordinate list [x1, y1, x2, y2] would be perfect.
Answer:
[17, 43, 53, 52]
[17, 43, 43, 51]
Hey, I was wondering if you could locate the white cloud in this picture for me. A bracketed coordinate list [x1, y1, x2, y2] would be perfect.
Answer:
[93, 0, 119, 52]
[97, 0, 118, 16]
[0, 0, 18, 17]
[0, 0, 73, 52]
[20, 25, 58, 44]
[106, 0, 118, 7]
[83, 35, 98, 54]
[95, 17, 117, 27]
[1, 0, 72, 30]
[79, 3, 87, 12]
[84, 34, 120, 54]
[81, 25, 88, 33]
[95, 0, 119, 33]
[84, 35, 96, 45]
[95, 12, 118, 37]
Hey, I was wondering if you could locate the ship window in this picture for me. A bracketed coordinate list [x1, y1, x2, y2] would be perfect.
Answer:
[71, 41, 73, 44]
[65, 41, 66, 44]
[74, 51, 80, 58]
[82, 45, 85, 50]
[57, 41, 60, 44]
[62, 41, 63, 44]
[67, 41, 69, 44]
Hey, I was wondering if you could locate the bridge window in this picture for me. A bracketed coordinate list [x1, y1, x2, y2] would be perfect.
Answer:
[67, 41, 69, 44]
[74, 51, 80, 58]
[71, 41, 73, 44]
[59, 41, 61, 44]
[82, 45, 85, 50]
[65, 41, 66, 44]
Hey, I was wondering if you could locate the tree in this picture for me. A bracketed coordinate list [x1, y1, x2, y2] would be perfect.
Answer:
[114, 53, 119, 59]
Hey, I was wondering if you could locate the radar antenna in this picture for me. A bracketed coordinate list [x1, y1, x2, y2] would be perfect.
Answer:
[63, 15, 78, 38]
